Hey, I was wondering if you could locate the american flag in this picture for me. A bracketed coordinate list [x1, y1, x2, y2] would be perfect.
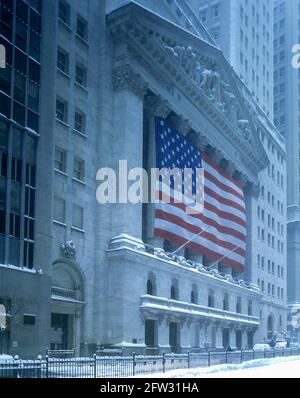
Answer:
[154, 117, 246, 271]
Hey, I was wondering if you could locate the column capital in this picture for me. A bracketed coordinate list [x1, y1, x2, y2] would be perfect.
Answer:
[112, 64, 148, 98]
[168, 114, 191, 136]
[211, 319, 223, 329]
[144, 95, 171, 119]
[244, 181, 260, 198]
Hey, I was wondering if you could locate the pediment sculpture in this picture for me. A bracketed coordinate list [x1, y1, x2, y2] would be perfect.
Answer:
[163, 43, 254, 146]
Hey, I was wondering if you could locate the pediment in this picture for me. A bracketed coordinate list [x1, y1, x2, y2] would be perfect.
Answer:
[106, 0, 216, 45]
[107, 2, 268, 180]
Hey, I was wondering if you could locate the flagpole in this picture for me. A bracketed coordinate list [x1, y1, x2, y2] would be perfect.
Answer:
[208, 245, 241, 269]
[171, 225, 211, 255]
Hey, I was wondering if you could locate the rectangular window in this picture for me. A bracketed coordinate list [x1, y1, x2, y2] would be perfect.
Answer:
[72, 204, 83, 230]
[58, 0, 70, 25]
[29, 30, 40, 62]
[56, 98, 68, 123]
[15, 20, 27, 52]
[25, 186, 35, 218]
[55, 147, 67, 173]
[76, 15, 88, 40]
[0, 67, 11, 95]
[54, 196, 65, 224]
[73, 156, 85, 181]
[14, 71, 26, 104]
[11, 157, 22, 183]
[30, 8, 41, 33]
[13, 99, 25, 125]
[74, 110, 86, 134]
[24, 216, 34, 240]
[24, 240, 34, 269]
[28, 81, 39, 113]
[75, 64, 87, 87]
[28, 61, 40, 86]
[200, 10, 207, 23]
[213, 4, 219, 18]
[9, 212, 20, 238]
[1, 151, 8, 177]
[1, 4, 13, 41]
[23, 314, 36, 325]
[27, 110, 39, 133]
[16, 0, 28, 23]
[0, 209, 5, 234]
[57, 48, 69, 75]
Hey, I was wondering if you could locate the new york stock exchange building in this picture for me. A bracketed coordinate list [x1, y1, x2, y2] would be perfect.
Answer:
[0, 0, 287, 358]
[89, 1, 279, 356]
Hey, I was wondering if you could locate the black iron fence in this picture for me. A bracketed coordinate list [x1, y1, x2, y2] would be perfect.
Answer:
[1, 347, 300, 378]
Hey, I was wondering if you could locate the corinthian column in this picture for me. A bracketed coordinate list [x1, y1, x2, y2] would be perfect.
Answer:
[144, 96, 171, 249]
[109, 64, 148, 250]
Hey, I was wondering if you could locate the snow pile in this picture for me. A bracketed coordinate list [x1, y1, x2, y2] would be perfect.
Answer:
[144, 356, 300, 378]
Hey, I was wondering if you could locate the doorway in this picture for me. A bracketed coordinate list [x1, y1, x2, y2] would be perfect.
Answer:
[51, 261, 85, 354]
[50, 313, 74, 350]
[236, 330, 242, 350]
[247, 331, 253, 348]
[222, 328, 230, 349]
[145, 319, 158, 348]
[267, 315, 274, 340]
[169, 322, 180, 353]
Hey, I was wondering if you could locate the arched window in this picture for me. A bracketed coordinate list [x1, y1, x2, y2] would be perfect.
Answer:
[146, 272, 156, 296]
[147, 279, 153, 295]
[170, 279, 179, 300]
[171, 286, 176, 299]
[191, 284, 198, 304]
[208, 289, 214, 308]
[223, 293, 229, 311]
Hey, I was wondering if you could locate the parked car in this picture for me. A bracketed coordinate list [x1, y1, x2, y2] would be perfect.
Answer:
[253, 343, 272, 351]
[0, 354, 13, 362]
[275, 341, 287, 349]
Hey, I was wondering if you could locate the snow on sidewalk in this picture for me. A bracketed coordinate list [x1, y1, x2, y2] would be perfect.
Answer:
[144, 356, 300, 378]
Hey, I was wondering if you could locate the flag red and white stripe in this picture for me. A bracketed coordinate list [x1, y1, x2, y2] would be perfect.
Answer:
[154, 153, 246, 271]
